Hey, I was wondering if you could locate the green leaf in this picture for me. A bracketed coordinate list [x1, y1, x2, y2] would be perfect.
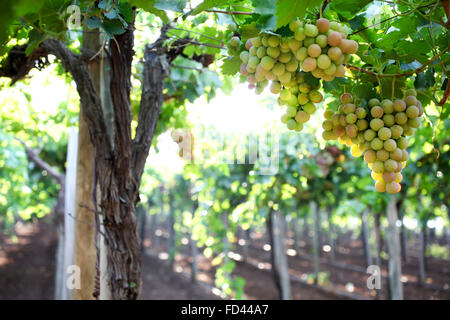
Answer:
[275, 0, 322, 29]
[25, 29, 45, 56]
[240, 22, 259, 40]
[118, 2, 134, 22]
[155, 0, 187, 12]
[101, 19, 125, 36]
[253, 0, 275, 16]
[380, 77, 406, 100]
[329, 0, 373, 20]
[221, 56, 241, 76]
[86, 16, 101, 29]
[130, 0, 169, 23]
[351, 83, 376, 101]
[188, 0, 222, 16]
[414, 68, 435, 91]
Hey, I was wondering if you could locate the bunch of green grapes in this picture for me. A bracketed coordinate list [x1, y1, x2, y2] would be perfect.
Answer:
[239, 31, 299, 92]
[225, 17, 359, 131]
[289, 18, 357, 82]
[277, 72, 323, 131]
[322, 89, 424, 194]
[322, 92, 368, 147]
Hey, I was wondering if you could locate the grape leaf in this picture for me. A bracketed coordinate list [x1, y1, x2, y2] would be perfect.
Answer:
[329, 0, 374, 20]
[414, 68, 435, 90]
[275, 0, 322, 29]
[130, 0, 168, 23]
[155, 0, 187, 12]
[86, 17, 101, 29]
[221, 56, 241, 76]
[240, 21, 259, 40]
[101, 19, 125, 36]
[253, 0, 275, 16]
[352, 83, 376, 101]
[380, 77, 406, 99]
[118, 2, 134, 23]
[188, 0, 222, 16]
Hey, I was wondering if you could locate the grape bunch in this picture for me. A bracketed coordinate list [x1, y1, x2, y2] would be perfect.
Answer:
[224, 17, 359, 132]
[322, 89, 424, 194]
[288, 18, 357, 82]
[277, 72, 323, 131]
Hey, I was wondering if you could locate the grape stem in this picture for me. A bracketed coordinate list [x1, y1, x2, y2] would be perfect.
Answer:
[317, 0, 332, 18]
[205, 10, 252, 15]
[438, 80, 450, 106]
[349, 2, 437, 36]
[345, 48, 449, 78]
[442, 0, 450, 28]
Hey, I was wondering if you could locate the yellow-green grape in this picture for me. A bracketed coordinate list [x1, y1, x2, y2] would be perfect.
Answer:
[307, 44, 322, 58]
[370, 119, 384, 131]
[394, 100, 406, 112]
[376, 149, 389, 162]
[286, 119, 297, 130]
[302, 58, 317, 72]
[267, 46, 280, 58]
[378, 127, 391, 140]
[317, 18, 330, 33]
[270, 81, 281, 94]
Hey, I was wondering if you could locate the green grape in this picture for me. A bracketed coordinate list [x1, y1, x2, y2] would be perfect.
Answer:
[286, 119, 297, 130]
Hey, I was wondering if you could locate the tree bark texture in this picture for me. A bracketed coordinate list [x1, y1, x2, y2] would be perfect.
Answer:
[40, 22, 171, 299]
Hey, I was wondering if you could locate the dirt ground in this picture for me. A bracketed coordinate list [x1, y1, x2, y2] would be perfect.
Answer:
[0, 220, 56, 300]
[0, 219, 449, 300]
[0, 219, 218, 300]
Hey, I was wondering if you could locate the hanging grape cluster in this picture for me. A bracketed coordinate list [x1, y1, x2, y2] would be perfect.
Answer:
[289, 18, 357, 82]
[322, 89, 424, 193]
[225, 18, 359, 132]
[277, 72, 323, 131]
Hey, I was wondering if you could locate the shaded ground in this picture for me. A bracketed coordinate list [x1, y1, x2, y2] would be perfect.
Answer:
[141, 253, 220, 300]
[0, 220, 56, 300]
[1, 219, 449, 300]
[151, 227, 450, 300]
[0, 219, 219, 300]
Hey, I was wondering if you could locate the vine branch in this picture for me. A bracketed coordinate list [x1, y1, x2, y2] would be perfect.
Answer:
[438, 80, 450, 105]
[345, 48, 449, 78]
[205, 10, 252, 15]
[349, 2, 438, 36]
[15, 137, 65, 185]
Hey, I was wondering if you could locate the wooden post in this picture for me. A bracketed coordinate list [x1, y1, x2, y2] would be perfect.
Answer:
[58, 127, 78, 300]
[418, 224, 426, 284]
[271, 211, 291, 300]
[445, 226, 450, 260]
[386, 197, 403, 300]
[292, 217, 300, 255]
[72, 30, 100, 300]
[168, 193, 176, 271]
[397, 202, 409, 263]
[190, 200, 198, 283]
[362, 209, 372, 268]
[371, 212, 382, 300]
[327, 207, 335, 263]
[311, 201, 320, 285]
